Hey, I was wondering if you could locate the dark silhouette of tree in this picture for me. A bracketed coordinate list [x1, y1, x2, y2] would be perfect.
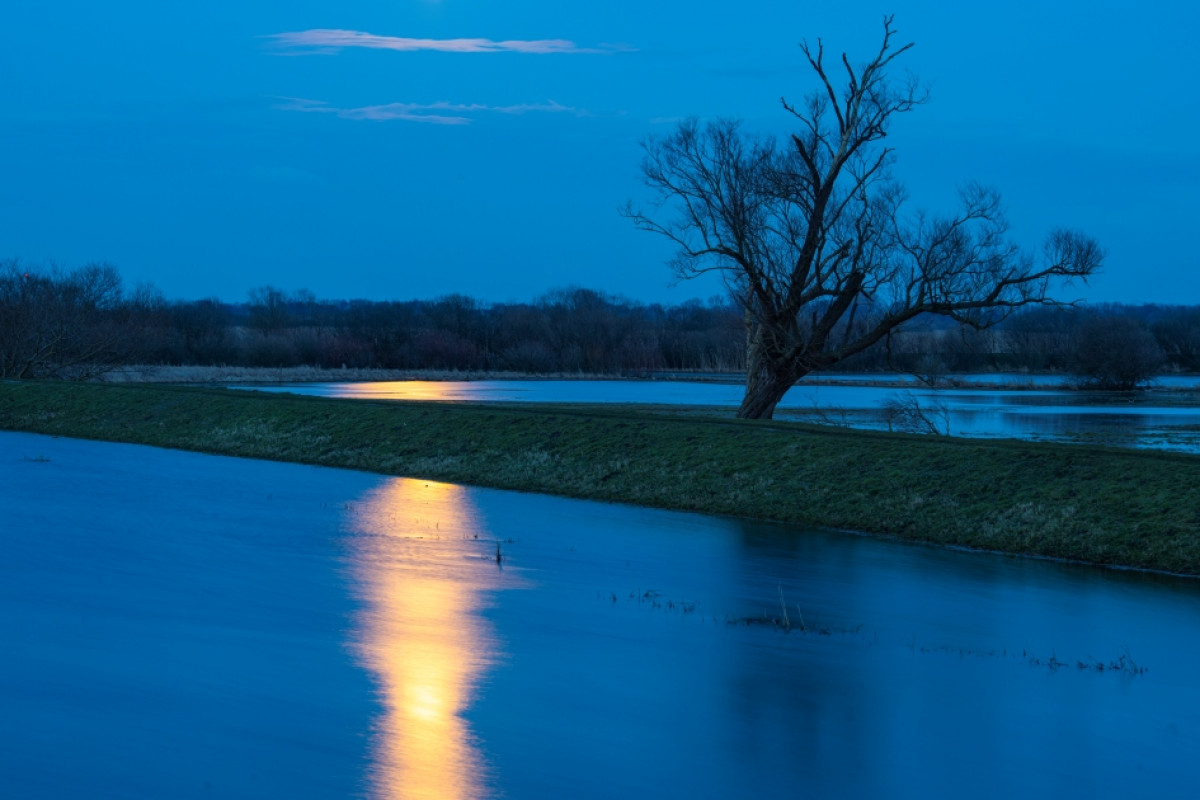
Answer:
[0, 259, 129, 378]
[1073, 314, 1163, 389]
[246, 286, 291, 334]
[624, 16, 1103, 418]
[170, 298, 233, 363]
[1152, 309, 1200, 372]
[1002, 306, 1077, 372]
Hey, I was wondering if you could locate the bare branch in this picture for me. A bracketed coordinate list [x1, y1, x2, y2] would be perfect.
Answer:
[625, 18, 1103, 419]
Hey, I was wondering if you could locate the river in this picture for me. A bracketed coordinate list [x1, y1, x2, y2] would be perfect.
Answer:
[3, 432, 1197, 798]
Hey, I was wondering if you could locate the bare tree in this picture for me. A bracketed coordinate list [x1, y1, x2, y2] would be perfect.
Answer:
[624, 17, 1103, 419]
[1073, 313, 1163, 389]
[1152, 309, 1200, 372]
[247, 286, 292, 334]
[0, 259, 130, 379]
[881, 392, 950, 435]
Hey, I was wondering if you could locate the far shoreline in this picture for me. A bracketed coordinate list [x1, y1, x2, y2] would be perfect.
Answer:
[93, 363, 1200, 392]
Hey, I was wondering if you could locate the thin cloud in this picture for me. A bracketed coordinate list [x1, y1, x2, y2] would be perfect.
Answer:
[266, 29, 632, 55]
[275, 97, 586, 125]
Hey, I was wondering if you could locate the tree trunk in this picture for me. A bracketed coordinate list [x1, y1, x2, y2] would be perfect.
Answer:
[737, 371, 794, 419]
[736, 336, 799, 419]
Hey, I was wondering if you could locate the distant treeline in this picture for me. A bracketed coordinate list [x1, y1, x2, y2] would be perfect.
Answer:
[3, 259, 1196, 388]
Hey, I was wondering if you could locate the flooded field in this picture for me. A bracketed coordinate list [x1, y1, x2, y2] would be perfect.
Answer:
[3, 432, 1199, 798]
[238, 377, 1200, 452]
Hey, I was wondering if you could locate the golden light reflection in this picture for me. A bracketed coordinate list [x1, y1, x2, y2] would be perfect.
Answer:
[348, 478, 503, 800]
[332, 381, 467, 402]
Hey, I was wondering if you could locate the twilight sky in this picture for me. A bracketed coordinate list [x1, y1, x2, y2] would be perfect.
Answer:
[2, 1, 1196, 305]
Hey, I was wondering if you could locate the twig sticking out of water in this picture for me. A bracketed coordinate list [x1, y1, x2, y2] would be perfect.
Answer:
[777, 584, 807, 633]
[778, 584, 790, 631]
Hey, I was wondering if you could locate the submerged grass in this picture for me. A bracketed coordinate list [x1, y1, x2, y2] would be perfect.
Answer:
[3, 380, 1200, 575]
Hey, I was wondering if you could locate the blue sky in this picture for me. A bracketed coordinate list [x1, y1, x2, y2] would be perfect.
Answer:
[2, 1, 1197, 305]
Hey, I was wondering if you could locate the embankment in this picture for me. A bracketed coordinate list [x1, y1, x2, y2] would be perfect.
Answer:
[3, 380, 1197, 575]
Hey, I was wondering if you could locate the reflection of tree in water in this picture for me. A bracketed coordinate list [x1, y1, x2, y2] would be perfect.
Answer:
[347, 478, 502, 800]
[718, 515, 1161, 795]
[720, 515, 1027, 795]
[715, 517, 879, 794]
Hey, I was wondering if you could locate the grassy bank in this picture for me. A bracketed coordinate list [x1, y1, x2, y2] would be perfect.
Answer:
[3, 380, 1199, 575]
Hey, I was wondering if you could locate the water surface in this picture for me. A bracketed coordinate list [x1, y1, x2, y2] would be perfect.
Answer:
[3, 432, 1198, 798]
[237, 377, 1200, 451]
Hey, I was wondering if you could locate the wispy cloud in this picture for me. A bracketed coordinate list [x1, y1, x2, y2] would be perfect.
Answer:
[275, 97, 586, 125]
[266, 29, 632, 55]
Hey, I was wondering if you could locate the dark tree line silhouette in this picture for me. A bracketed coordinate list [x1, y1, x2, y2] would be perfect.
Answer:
[1, 259, 1193, 389]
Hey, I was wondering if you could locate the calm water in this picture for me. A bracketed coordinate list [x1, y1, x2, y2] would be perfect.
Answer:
[3, 432, 1199, 798]
[819, 372, 1200, 389]
[236, 377, 1200, 451]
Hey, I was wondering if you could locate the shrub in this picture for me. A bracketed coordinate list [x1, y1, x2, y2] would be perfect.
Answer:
[1072, 314, 1163, 389]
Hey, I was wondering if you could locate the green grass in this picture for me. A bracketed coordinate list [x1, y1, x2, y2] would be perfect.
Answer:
[4, 380, 1200, 575]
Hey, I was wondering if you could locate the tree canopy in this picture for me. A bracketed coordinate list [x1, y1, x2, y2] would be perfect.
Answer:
[625, 16, 1103, 418]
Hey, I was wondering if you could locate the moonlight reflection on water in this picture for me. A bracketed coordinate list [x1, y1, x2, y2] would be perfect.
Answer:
[348, 479, 508, 800]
